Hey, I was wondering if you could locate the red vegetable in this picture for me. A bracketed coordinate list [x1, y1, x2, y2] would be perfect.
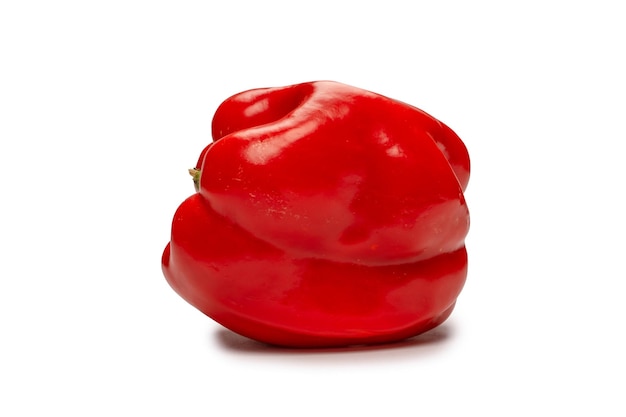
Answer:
[162, 81, 470, 347]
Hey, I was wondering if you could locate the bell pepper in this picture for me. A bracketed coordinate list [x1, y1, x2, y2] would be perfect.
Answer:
[162, 81, 470, 348]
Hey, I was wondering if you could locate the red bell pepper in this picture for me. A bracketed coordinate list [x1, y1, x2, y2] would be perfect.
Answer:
[162, 81, 470, 348]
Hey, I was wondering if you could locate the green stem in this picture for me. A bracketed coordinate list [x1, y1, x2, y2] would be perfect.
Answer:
[188, 168, 201, 192]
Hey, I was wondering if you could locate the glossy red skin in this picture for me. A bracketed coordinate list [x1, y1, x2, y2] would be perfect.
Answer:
[162, 81, 470, 348]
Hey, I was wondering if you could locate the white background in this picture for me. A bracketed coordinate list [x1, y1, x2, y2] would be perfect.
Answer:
[1, 1, 625, 415]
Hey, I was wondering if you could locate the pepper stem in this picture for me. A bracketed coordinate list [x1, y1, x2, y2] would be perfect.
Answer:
[188, 168, 201, 192]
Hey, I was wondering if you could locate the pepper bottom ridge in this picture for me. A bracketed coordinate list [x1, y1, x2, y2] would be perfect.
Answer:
[162, 193, 467, 348]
